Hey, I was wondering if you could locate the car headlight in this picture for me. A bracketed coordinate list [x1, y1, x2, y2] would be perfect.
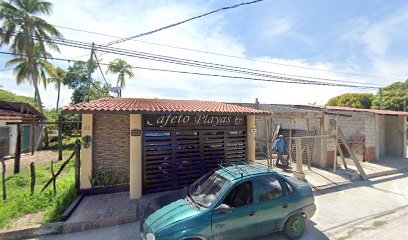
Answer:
[146, 233, 155, 240]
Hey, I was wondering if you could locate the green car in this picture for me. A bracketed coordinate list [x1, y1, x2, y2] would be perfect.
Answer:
[141, 163, 316, 240]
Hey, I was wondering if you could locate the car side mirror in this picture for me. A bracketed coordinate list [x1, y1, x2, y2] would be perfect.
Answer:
[213, 204, 232, 214]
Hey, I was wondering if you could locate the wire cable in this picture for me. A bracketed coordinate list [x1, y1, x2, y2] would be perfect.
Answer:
[54, 24, 405, 81]
[103, 0, 266, 46]
[0, 50, 379, 89]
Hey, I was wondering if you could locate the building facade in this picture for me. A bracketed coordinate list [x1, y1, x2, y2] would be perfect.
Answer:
[62, 98, 269, 199]
[0, 101, 45, 157]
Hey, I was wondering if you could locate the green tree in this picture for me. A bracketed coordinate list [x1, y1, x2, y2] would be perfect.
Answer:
[5, 44, 56, 91]
[372, 80, 408, 111]
[64, 61, 111, 104]
[106, 58, 134, 88]
[326, 93, 374, 109]
[47, 67, 65, 111]
[0, 0, 62, 114]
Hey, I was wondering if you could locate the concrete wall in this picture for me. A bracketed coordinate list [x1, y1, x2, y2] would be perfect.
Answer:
[384, 115, 406, 157]
[93, 114, 130, 184]
[0, 119, 18, 156]
[377, 115, 385, 157]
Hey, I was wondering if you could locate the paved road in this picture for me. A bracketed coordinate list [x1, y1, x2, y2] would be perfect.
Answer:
[31, 171, 408, 240]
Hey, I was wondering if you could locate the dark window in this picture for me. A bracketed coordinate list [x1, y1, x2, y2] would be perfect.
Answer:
[257, 176, 283, 202]
[223, 181, 253, 208]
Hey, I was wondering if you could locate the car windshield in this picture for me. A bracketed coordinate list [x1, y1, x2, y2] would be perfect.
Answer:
[188, 171, 231, 208]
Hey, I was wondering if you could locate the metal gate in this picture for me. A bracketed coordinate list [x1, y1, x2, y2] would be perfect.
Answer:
[142, 128, 247, 194]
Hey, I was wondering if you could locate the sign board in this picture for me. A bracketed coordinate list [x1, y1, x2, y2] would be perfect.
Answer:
[131, 129, 142, 136]
[143, 114, 246, 128]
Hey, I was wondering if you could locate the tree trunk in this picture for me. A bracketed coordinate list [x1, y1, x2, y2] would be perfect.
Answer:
[32, 65, 46, 150]
[56, 83, 60, 111]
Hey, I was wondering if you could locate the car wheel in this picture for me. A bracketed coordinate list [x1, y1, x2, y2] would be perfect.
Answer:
[283, 213, 305, 239]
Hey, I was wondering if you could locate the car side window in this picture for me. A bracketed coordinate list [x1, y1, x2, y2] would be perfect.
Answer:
[257, 176, 283, 202]
[284, 180, 294, 195]
[223, 181, 253, 208]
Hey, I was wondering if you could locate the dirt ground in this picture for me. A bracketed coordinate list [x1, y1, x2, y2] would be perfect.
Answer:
[3, 150, 72, 177]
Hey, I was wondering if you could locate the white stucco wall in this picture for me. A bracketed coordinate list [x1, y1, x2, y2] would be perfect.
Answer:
[0, 119, 21, 156]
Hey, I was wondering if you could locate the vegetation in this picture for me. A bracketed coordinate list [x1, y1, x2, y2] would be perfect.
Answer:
[326, 80, 407, 111]
[106, 58, 134, 88]
[47, 67, 66, 111]
[326, 93, 374, 109]
[0, 88, 37, 106]
[372, 80, 408, 111]
[0, 157, 76, 229]
[0, 0, 62, 115]
[64, 61, 111, 104]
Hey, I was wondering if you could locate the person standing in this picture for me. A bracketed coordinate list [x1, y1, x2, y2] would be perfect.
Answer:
[273, 135, 288, 168]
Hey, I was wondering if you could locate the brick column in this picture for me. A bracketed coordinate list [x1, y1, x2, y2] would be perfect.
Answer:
[80, 114, 93, 189]
[130, 114, 142, 199]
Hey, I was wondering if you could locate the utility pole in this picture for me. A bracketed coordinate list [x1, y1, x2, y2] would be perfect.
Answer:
[379, 88, 383, 110]
[86, 42, 96, 103]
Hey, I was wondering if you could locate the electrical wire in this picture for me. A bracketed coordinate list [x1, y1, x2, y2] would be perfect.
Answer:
[0, 50, 380, 89]
[13, 32, 381, 87]
[103, 0, 266, 46]
[54, 24, 405, 81]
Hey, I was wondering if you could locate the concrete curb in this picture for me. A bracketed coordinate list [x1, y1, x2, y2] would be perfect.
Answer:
[0, 222, 63, 240]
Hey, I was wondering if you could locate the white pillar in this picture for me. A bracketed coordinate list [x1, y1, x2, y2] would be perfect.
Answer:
[80, 114, 93, 189]
[130, 114, 142, 199]
[247, 115, 256, 162]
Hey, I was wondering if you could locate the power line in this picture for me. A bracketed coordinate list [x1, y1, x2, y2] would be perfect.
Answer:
[0, 50, 379, 89]
[103, 0, 266, 47]
[0, 33, 385, 88]
[53, 25, 405, 81]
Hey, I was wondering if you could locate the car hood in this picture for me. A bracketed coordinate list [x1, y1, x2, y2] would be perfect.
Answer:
[143, 190, 201, 233]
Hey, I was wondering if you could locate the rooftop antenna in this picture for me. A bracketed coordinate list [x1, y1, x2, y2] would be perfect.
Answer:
[111, 86, 123, 98]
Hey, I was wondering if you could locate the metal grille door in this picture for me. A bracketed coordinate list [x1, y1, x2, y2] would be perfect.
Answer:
[143, 128, 247, 194]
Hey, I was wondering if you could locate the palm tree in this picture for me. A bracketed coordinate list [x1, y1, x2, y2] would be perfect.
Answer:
[5, 44, 56, 89]
[106, 59, 134, 88]
[47, 67, 65, 111]
[0, 0, 62, 114]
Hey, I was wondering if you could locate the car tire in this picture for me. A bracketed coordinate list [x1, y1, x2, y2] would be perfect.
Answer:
[283, 213, 305, 239]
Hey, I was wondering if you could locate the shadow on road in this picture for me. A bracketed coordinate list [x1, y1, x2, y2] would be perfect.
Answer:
[256, 220, 330, 240]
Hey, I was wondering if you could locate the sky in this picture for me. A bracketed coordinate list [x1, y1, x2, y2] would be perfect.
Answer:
[1, 0, 408, 109]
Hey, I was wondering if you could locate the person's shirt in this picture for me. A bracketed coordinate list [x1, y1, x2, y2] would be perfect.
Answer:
[273, 139, 287, 154]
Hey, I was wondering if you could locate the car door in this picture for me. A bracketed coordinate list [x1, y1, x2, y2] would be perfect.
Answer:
[211, 180, 258, 240]
[255, 175, 290, 236]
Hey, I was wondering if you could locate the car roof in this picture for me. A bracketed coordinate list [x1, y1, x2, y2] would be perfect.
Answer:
[215, 162, 277, 182]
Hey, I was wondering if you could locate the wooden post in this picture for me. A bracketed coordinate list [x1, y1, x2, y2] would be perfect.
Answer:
[30, 124, 35, 155]
[330, 119, 368, 180]
[30, 162, 35, 195]
[333, 113, 339, 173]
[1, 155, 6, 200]
[14, 124, 21, 174]
[288, 117, 293, 169]
[51, 161, 56, 195]
[265, 118, 270, 167]
[337, 144, 348, 169]
[75, 142, 81, 193]
[294, 138, 305, 180]
[58, 119, 63, 161]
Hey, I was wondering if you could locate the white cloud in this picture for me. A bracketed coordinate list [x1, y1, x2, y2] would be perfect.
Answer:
[0, 0, 382, 109]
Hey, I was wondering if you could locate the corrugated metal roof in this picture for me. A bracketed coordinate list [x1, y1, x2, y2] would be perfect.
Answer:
[325, 106, 408, 116]
[62, 98, 270, 115]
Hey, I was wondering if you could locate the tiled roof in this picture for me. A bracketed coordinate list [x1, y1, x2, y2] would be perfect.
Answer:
[325, 106, 408, 116]
[62, 98, 270, 115]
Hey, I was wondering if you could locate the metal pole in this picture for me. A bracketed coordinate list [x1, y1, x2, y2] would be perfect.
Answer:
[86, 42, 95, 103]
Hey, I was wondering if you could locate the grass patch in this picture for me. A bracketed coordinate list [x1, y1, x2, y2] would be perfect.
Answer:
[0, 157, 77, 229]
